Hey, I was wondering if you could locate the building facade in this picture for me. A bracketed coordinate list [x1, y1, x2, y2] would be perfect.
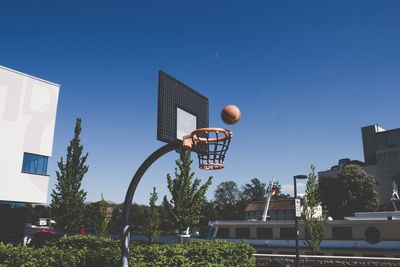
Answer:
[319, 124, 400, 204]
[0, 66, 60, 242]
[245, 199, 297, 220]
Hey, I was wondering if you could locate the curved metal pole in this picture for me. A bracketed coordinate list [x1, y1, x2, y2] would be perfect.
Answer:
[121, 143, 178, 267]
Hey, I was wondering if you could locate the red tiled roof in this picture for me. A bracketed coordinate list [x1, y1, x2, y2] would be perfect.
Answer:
[244, 199, 295, 212]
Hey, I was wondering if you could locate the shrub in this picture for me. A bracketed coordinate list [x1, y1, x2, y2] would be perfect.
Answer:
[0, 236, 255, 267]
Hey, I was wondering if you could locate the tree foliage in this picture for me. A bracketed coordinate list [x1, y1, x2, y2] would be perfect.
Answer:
[213, 181, 242, 220]
[25, 205, 51, 225]
[163, 151, 212, 233]
[270, 181, 291, 200]
[303, 165, 326, 253]
[108, 204, 123, 235]
[0, 236, 256, 267]
[319, 164, 379, 219]
[214, 181, 240, 207]
[84, 194, 110, 237]
[144, 187, 160, 243]
[96, 195, 110, 237]
[241, 178, 267, 201]
[50, 118, 88, 233]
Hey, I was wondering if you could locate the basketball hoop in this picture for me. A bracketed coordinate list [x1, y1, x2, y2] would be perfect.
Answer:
[183, 128, 232, 170]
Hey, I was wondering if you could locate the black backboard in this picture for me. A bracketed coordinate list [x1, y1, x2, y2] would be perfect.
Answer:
[157, 71, 209, 145]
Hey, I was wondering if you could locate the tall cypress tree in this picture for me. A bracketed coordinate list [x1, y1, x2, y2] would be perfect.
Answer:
[303, 165, 326, 253]
[144, 187, 160, 243]
[50, 118, 88, 233]
[163, 151, 212, 234]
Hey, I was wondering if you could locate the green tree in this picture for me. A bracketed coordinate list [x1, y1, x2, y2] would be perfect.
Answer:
[198, 200, 218, 236]
[319, 164, 379, 218]
[242, 178, 267, 201]
[214, 181, 240, 207]
[84, 194, 109, 236]
[25, 205, 51, 225]
[144, 187, 161, 243]
[163, 150, 213, 234]
[108, 204, 123, 235]
[270, 181, 291, 200]
[318, 175, 345, 218]
[303, 165, 326, 253]
[50, 118, 88, 233]
[213, 181, 243, 220]
[97, 195, 110, 237]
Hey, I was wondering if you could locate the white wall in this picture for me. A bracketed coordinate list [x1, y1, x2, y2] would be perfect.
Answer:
[0, 66, 59, 204]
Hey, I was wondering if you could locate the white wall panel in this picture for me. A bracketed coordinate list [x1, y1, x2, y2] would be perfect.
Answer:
[0, 66, 59, 204]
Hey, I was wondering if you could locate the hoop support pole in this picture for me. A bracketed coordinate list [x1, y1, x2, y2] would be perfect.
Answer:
[121, 143, 178, 267]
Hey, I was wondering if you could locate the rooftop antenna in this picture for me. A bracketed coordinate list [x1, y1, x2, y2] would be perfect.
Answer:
[262, 178, 276, 221]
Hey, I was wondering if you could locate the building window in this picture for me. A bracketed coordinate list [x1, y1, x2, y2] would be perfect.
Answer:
[216, 228, 229, 238]
[235, 228, 250, 239]
[365, 226, 381, 244]
[21, 153, 48, 176]
[257, 227, 273, 239]
[280, 227, 296, 239]
[332, 227, 353, 240]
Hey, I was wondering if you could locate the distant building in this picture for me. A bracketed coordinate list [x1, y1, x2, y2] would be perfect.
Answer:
[0, 66, 60, 242]
[245, 199, 297, 220]
[245, 199, 322, 221]
[319, 124, 400, 204]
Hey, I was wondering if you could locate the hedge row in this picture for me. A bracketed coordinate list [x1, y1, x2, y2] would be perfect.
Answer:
[0, 236, 255, 267]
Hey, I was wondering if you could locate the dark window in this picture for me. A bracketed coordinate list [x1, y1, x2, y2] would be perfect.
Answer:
[257, 227, 273, 239]
[332, 227, 353, 240]
[280, 227, 296, 239]
[216, 228, 229, 238]
[287, 212, 294, 220]
[21, 153, 48, 176]
[365, 226, 381, 244]
[235, 228, 250, 239]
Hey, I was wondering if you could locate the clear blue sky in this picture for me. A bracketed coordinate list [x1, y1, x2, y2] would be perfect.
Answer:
[1, 1, 400, 204]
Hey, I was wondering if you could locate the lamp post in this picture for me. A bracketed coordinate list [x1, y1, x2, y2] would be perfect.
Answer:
[293, 175, 307, 267]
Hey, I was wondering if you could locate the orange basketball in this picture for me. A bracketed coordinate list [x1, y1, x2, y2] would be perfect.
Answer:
[221, 105, 241, 125]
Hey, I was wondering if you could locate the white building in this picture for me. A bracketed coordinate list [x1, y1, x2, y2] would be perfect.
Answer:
[0, 66, 60, 204]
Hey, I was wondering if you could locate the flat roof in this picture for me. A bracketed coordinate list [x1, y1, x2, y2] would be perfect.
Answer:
[0, 65, 60, 87]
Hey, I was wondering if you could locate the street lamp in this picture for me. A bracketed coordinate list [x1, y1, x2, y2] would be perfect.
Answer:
[293, 175, 307, 267]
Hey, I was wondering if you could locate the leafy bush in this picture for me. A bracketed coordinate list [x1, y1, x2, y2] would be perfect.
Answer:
[0, 236, 255, 267]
